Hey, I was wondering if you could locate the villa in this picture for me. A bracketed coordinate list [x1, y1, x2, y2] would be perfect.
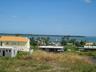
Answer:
[0, 36, 30, 52]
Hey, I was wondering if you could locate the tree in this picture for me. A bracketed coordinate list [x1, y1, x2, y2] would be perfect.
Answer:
[69, 39, 76, 45]
[15, 34, 21, 36]
[30, 37, 38, 49]
[44, 37, 50, 46]
[61, 37, 67, 46]
[75, 41, 81, 47]
[63, 36, 70, 42]
[93, 43, 96, 46]
[80, 40, 86, 46]
[36, 37, 50, 46]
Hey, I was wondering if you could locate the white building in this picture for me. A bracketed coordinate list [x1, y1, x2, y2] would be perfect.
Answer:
[39, 46, 64, 52]
[79, 46, 96, 51]
[0, 36, 30, 52]
[84, 46, 96, 49]
[0, 46, 17, 57]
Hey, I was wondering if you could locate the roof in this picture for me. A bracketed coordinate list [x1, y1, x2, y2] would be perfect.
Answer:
[39, 46, 64, 49]
[0, 36, 29, 42]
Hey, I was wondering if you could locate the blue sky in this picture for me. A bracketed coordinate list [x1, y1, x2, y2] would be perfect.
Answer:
[0, 0, 96, 36]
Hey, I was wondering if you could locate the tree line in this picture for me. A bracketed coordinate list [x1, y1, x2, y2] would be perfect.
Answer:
[30, 36, 86, 47]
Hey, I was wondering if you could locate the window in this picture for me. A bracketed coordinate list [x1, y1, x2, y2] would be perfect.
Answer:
[9, 50, 11, 52]
[14, 50, 15, 55]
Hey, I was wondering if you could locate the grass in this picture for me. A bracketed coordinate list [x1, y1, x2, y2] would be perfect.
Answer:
[0, 50, 96, 72]
[64, 45, 79, 51]
[77, 51, 96, 57]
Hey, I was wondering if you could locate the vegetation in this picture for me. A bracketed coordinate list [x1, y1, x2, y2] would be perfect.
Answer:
[77, 51, 96, 57]
[30, 37, 50, 51]
[30, 37, 38, 50]
[0, 50, 96, 72]
[61, 36, 86, 48]
[64, 45, 78, 51]
[30, 37, 50, 46]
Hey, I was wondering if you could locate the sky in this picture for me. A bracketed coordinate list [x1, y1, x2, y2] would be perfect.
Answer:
[0, 0, 96, 36]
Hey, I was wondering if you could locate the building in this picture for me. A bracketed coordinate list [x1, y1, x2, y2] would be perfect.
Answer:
[85, 42, 93, 46]
[79, 46, 96, 51]
[39, 46, 64, 52]
[84, 46, 96, 49]
[0, 46, 17, 57]
[0, 36, 30, 51]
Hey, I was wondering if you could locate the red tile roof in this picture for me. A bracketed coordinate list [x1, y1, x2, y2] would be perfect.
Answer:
[0, 36, 29, 42]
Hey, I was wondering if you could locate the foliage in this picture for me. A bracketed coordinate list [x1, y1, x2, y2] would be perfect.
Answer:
[77, 51, 96, 57]
[30, 37, 38, 50]
[30, 37, 50, 46]
[61, 37, 67, 46]
[0, 51, 96, 72]
[61, 36, 86, 47]
[44, 37, 50, 46]
[64, 45, 78, 51]
[80, 40, 86, 46]
[75, 41, 81, 47]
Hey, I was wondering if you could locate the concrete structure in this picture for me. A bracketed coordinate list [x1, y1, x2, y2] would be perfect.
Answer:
[39, 46, 64, 52]
[0, 46, 17, 57]
[79, 46, 96, 51]
[84, 46, 96, 49]
[85, 42, 93, 46]
[0, 36, 30, 51]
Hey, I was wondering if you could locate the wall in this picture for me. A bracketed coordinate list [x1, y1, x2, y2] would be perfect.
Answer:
[0, 41, 30, 52]
[0, 48, 17, 57]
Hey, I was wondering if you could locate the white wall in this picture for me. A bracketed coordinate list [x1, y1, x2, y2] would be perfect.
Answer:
[0, 48, 17, 57]
[24, 39, 30, 51]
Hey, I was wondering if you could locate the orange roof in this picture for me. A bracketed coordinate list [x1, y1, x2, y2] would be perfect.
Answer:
[0, 36, 29, 42]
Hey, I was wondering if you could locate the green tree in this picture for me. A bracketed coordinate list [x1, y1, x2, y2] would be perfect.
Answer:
[37, 37, 50, 46]
[15, 34, 21, 36]
[93, 43, 96, 46]
[75, 41, 81, 47]
[44, 37, 50, 46]
[30, 37, 38, 50]
[80, 40, 86, 46]
[69, 39, 76, 45]
[61, 37, 67, 46]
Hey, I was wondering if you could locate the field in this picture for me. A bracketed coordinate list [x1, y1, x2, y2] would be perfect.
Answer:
[0, 50, 96, 72]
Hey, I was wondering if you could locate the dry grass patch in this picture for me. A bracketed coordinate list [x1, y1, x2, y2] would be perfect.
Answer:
[31, 50, 92, 64]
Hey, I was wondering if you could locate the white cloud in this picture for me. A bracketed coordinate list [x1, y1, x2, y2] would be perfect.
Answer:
[85, 0, 92, 3]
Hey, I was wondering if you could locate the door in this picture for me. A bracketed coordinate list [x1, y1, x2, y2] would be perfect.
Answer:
[2, 50, 5, 56]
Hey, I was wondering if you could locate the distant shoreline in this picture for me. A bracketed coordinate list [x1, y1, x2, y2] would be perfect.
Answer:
[0, 33, 85, 37]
